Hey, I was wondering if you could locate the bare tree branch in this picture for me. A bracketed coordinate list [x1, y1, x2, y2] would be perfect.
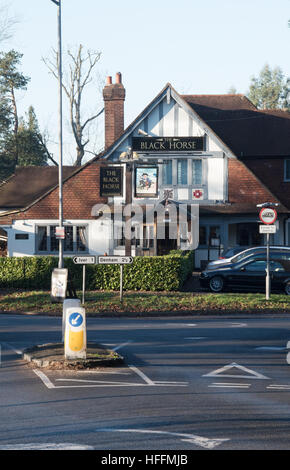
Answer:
[42, 44, 103, 166]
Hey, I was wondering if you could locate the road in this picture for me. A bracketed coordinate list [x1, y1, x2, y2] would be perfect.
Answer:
[1, 313, 290, 452]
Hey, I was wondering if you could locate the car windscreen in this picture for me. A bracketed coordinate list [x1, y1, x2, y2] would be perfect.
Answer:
[232, 249, 265, 264]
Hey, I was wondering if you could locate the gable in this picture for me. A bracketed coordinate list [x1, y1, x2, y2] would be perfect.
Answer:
[104, 84, 229, 161]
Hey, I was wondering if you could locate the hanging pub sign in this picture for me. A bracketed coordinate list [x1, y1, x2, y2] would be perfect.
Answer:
[135, 166, 158, 197]
[132, 136, 204, 152]
[100, 166, 123, 197]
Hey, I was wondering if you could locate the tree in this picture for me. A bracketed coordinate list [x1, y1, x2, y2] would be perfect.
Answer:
[0, 105, 48, 178]
[43, 44, 104, 166]
[247, 64, 290, 110]
[0, 49, 30, 163]
[0, 3, 19, 44]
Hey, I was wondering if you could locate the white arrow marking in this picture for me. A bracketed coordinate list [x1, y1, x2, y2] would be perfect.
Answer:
[96, 428, 229, 450]
[203, 362, 270, 380]
[71, 314, 81, 325]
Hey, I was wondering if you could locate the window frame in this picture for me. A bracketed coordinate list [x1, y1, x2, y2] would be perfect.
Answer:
[35, 224, 89, 254]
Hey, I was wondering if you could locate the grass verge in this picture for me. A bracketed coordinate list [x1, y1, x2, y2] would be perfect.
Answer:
[0, 289, 290, 315]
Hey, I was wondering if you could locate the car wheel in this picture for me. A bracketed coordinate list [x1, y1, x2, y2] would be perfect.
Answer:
[209, 276, 224, 293]
[285, 281, 290, 295]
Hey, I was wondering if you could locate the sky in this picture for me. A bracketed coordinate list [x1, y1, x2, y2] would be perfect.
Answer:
[2, 0, 290, 165]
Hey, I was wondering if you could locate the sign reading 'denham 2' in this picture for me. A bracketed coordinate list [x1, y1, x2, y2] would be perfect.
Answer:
[132, 136, 204, 152]
[98, 256, 133, 265]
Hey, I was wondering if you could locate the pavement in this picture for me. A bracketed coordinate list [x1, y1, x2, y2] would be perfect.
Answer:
[23, 342, 124, 370]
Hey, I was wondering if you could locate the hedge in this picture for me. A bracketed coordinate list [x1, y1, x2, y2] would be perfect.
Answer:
[0, 251, 194, 291]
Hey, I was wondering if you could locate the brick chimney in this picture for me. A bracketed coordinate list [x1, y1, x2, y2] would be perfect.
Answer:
[103, 72, 126, 149]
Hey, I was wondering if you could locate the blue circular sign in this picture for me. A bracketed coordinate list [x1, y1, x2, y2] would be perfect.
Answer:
[69, 312, 83, 328]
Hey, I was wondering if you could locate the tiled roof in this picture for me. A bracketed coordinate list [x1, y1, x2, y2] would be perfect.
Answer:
[183, 94, 290, 157]
[0, 166, 75, 209]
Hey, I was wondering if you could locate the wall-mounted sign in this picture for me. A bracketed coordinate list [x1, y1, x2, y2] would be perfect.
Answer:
[132, 136, 204, 152]
[100, 167, 123, 197]
[135, 166, 158, 198]
[192, 189, 204, 200]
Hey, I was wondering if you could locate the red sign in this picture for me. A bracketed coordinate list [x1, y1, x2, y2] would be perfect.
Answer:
[55, 226, 65, 239]
[259, 208, 277, 225]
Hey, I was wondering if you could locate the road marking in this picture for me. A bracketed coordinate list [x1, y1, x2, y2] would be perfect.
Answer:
[0, 443, 94, 450]
[208, 382, 251, 389]
[184, 337, 206, 340]
[112, 341, 132, 352]
[33, 369, 55, 389]
[267, 384, 290, 391]
[256, 347, 286, 351]
[203, 362, 270, 380]
[128, 365, 155, 385]
[95, 428, 229, 450]
[229, 323, 247, 328]
[2, 342, 23, 355]
[33, 368, 187, 389]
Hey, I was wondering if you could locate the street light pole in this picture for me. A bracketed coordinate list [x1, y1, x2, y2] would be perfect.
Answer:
[51, 0, 64, 269]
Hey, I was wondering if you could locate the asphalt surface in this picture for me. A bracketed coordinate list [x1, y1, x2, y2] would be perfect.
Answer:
[1, 313, 290, 455]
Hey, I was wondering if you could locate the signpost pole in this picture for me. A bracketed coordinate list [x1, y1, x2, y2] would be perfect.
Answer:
[266, 232, 270, 300]
[82, 264, 86, 305]
[120, 265, 123, 303]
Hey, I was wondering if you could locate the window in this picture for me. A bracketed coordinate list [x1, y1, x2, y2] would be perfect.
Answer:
[199, 226, 207, 245]
[177, 159, 187, 185]
[36, 225, 88, 253]
[285, 160, 290, 181]
[269, 261, 285, 272]
[245, 260, 267, 271]
[192, 160, 202, 185]
[163, 160, 172, 185]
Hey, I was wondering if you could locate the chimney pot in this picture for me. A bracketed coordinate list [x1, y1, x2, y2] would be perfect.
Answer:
[115, 72, 122, 84]
[106, 76, 112, 85]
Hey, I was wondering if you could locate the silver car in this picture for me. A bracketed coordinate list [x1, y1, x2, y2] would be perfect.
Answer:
[206, 246, 290, 270]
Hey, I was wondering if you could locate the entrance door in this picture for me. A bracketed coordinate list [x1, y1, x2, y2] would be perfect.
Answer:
[157, 224, 177, 255]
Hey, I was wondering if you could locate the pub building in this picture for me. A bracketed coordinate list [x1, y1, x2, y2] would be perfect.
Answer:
[0, 72, 290, 268]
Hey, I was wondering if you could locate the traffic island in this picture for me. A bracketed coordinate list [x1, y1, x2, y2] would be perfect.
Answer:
[23, 342, 124, 370]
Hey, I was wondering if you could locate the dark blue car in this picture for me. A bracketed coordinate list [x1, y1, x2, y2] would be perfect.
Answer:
[200, 250, 290, 295]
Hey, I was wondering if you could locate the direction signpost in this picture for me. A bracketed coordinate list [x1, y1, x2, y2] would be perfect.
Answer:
[98, 256, 133, 302]
[73, 256, 96, 304]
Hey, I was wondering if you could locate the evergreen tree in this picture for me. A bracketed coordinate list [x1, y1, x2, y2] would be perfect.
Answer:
[247, 64, 290, 110]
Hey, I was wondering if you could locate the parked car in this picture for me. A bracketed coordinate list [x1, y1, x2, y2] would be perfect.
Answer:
[219, 246, 248, 259]
[206, 246, 290, 270]
[200, 248, 290, 294]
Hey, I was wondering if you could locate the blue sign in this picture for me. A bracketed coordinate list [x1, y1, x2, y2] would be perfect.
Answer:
[69, 312, 83, 328]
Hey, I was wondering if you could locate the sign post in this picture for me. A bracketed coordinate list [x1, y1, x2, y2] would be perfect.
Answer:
[98, 256, 133, 302]
[258, 205, 278, 301]
[73, 256, 96, 304]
